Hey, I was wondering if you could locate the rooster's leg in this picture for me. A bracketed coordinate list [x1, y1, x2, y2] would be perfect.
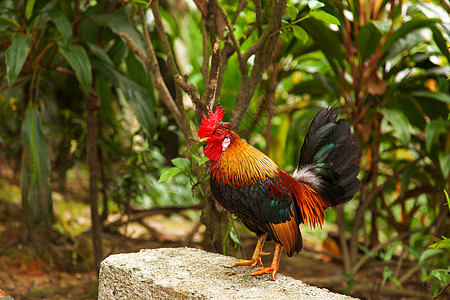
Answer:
[233, 233, 270, 268]
[252, 243, 282, 280]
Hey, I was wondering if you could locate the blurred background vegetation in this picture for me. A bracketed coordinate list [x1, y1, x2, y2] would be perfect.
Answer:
[0, 0, 449, 298]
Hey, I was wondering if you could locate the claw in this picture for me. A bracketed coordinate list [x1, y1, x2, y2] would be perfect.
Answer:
[233, 234, 268, 268]
[252, 267, 277, 281]
[233, 259, 261, 268]
[250, 243, 283, 281]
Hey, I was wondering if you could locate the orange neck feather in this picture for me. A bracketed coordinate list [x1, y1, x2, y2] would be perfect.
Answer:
[210, 131, 280, 187]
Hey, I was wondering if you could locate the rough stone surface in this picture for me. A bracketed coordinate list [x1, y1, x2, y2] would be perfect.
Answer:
[99, 247, 357, 300]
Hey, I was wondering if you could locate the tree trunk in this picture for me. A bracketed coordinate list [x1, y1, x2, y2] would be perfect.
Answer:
[85, 91, 103, 273]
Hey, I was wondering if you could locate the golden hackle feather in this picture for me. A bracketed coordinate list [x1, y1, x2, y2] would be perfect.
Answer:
[210, 131, 279, 187]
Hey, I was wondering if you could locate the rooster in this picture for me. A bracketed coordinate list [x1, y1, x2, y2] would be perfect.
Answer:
[198, 104, 361, 280]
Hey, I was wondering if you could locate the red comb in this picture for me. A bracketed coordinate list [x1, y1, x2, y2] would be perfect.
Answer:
[198, 104, 225, 138]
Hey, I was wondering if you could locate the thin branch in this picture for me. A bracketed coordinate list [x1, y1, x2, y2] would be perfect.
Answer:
[213, 41, 235, 108]
[150, 0, 183, 111]
[253, 0, 263, 34]
[125, 5, 191, 139]
[213, 0, 244, 63]
[174, 74, 204, 123]
[206, 39, 221, 107]
[242, 25, 273, 62]
[230, 0, 286, 129]
[200, 17, 210, 88]
[232, 0, 247, 25]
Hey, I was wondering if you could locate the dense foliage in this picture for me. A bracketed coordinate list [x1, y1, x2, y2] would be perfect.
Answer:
[0, 0, 449, 298]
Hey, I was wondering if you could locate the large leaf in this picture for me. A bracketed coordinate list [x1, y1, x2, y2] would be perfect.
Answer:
[59, 42, 92, 95]
[381, 19, 438, 54]
[171, 158, 191, 170]
[430, 27, 450, 64]
[412, 90, 450, 104]
[158, 167, 183, 183]
[425, 120, 448, 152]
[92, 59, 155, 138]
[96, 74, 113, 123]
[90, 13, 146, 54]
[87, 41, 113, 65]
[429, 237, 450, 249]
[25, 0, 36, 20]
[5, 33, 31, 86]
[439, 152, 450, 179]
[380, 108, 411, 145]
[310, 11, 341, 26]
[292, 25, 308, 44]
[358, 22, 382, 62]
[49, 10, 72, 44]
[302, 18, 345, 72]
[21, 102, 53, 256]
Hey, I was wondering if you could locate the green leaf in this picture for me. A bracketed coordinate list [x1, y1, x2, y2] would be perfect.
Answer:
[21, 102, 53, 255]
[382, 266, 392, 286]
[403, 244, 420, 259]
[191, 154, 209, 166]
[372, 20, 392, 34]
[308, 0, 325, 10]
[356, 243, 378, 258]
[96, 74, 113, 122]
[310, 11, 341, 26]
[380, 108, 411, 145]
[400, 165, 417, 197]
[418, 249, 442, 267]
[412, 90, 450, 104]
[302, 18, 346, 71]
[429, 236, 450, 249]
[430, 269, 450, 284]
[229, 227, 241, 248]
[92, 60, 155, 138]
[171, 157, 191, 170]
[287, 5, 297, 21]
[49, 10, 72, 44]
[90, 13, 146, 54]
[425, 120, 448, 152]
[438, 152, 450, 179]
[431, 27, 450, 64]
[158, 167, 183, 182]
[381, 19, 438, 53]
[292, 25, 308, 43]
[5, 33, 31, 87]
[358, 22, 382, 62]
[279, 31, 289, 44]
[383, 242, 398, 262]
[445, 190, 450, 211]
[25, 0, 36, 20]
[59, 42, 92, 95]
[87, 41, 113, 65]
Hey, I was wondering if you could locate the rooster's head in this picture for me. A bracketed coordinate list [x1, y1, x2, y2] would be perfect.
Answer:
[198, 104, 233, 161]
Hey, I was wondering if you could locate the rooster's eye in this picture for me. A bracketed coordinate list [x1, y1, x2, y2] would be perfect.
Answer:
[217, 131, 222, 136]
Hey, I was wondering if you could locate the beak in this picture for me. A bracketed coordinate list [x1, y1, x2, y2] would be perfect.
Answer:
[199, 137, 209, 143]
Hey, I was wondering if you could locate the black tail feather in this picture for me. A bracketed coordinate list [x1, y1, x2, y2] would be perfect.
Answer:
[293, 107, 361, 206]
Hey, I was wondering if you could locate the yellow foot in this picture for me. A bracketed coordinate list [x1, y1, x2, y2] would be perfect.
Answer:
[252, 266, 278, 281]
